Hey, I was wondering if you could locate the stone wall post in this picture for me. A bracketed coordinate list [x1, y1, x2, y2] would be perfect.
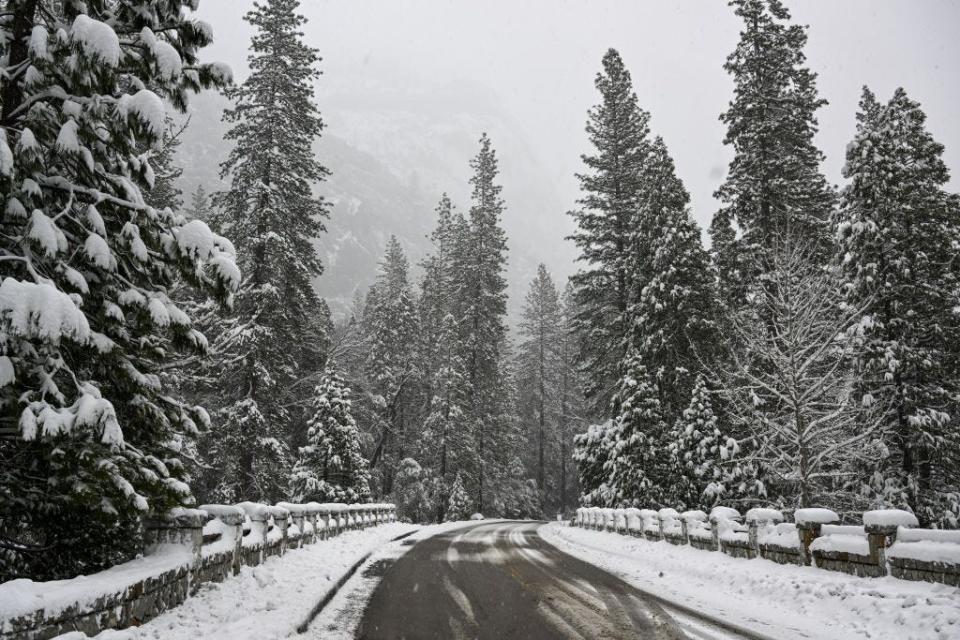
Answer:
[709, 518, 721, 551]
[269, 507, 290, 554]
[748, 519, 760, 556]
[248, 510, 270, 560]
[796, 523, 823, 566]
[316, 507, 328, 539]
[144, 508, 205, 566]
[865, 523, 897, 576]
[199, 505, 246, 575]
[304, 503, 321, 544]
[277, 503, 306, 549]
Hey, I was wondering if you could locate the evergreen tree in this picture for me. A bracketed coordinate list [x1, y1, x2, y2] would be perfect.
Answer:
[418, 195, 468, 518]
[572, 420, 617, 507]
[205, 0, 329, 501]
[392, 458, 435, 524]
[667, 375, 723, 509]
[0, 0, 233, 580]
[710, 0, 835, 304]
[605, 355, 671, 507]
[628, 137, 722, 417]
[418, 195, 459, 394]
[569, 48, 651, 415]
[445, 474, 472, 522]
[422, 313, 468, 520]
[184, 184, 212, 222]
[365, 236, 419, 494]
[290, 369, 370, 503]
[517, 264, 562, 515]
[838, 87, 960, 525]
[458, 133, 509, 513]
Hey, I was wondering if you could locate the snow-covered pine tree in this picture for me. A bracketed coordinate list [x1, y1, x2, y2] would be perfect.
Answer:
[718, 239, 883, 511]
[365, 236, 419, 495]
[392, 458, 435, 524]
[417, 195, 469, 519]
[422, 312, 468, 521]
[457, 133, 509, 513]
[0, 1, 234, 579]
[605, 354, 671, 507]
[710, 0, 835, 305]
[205, 0, 330, 501]
[666, 375, 723, 510]
[445, 473, 472, 522]
[628, 137, 722, 418]
[517, 264, 562, 515]
[289, 368, 370, 503]
[838, 87, 960, 526]
[569, 48, 651, 415]
[418, 194, 459, 396]
[184, 184, 212, 222]
[572, 421, 617, 507]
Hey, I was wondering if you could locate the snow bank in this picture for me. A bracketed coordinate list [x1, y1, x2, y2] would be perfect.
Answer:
[639, 509, 659, 532]
[0, 547, 192, 629]
[889, 527, 960, 564]
[658, 508, 682, 535]
[542, 523, 960, 640]
[810, 525, 869, 556]
[759, 522, 801, 549]
[82, 523, 417, 640]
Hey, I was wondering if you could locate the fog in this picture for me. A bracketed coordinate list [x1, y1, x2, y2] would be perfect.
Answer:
[193, 0, 960, 303]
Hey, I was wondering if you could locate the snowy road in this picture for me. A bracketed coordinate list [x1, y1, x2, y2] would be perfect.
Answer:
[352, 521, 755, 640]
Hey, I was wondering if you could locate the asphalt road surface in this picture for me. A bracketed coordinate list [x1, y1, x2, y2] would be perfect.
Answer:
[356, 520, 752, 640]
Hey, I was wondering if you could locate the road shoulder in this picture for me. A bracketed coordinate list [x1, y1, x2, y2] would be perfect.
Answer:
[539, 522, 960, 640]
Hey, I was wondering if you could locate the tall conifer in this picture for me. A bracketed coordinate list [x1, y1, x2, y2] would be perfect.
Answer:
[206, 0, 329, 500]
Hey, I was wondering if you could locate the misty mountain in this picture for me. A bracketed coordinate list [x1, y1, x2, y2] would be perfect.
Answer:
[174, 85, 577, 320]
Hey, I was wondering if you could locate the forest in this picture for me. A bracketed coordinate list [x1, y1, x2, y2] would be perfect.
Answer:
[1, 0, 958, 583]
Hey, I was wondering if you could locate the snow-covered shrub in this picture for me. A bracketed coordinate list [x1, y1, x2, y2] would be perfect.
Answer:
[391, 458, 435, 524]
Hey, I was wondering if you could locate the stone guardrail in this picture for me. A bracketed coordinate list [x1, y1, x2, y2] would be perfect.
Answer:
[574, 505, 960, 587]
[0, 502, 396, 640]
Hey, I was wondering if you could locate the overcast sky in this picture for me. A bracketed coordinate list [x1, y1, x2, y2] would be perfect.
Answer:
[196, 0, 960, 241]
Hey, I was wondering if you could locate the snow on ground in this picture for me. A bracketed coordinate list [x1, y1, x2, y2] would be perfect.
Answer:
[77, 523, 417, 640]
[307, 520, 490, 639]
[540, 523, 960, 640]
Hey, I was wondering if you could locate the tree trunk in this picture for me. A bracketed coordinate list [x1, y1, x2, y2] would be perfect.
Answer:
[1, 0, 38, 126]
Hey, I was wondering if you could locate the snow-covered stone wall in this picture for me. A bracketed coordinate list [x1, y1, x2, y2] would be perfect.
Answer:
[573, 506, 960, 587]
[0, 503, 395, 640]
